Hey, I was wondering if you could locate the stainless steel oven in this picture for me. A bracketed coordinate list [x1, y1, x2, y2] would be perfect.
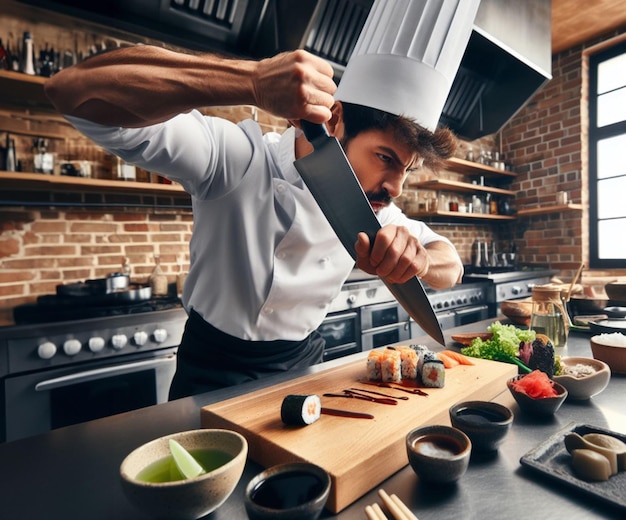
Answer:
[360, 301, 411, 351]
[317, 310, 360, 362]
[0, 308, 187, 443]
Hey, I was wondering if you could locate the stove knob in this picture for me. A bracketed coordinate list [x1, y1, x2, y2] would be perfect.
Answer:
[134, 331, 149, 346]
[38, 341, 57, 360]
[111, 334, 128, 350]
[347, 294, 357, 305]
[511, 286, 522, 295]
[63, 339, 82, 357]
[153, 328, 168, 343]
[88, 337, 105, 353]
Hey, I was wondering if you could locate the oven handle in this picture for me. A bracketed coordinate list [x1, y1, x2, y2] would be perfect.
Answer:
[34, 355, 175, 392]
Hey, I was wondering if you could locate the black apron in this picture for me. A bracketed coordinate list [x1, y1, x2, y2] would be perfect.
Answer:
[168, 309, 325, 399]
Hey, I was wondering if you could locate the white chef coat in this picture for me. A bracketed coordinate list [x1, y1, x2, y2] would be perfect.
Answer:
[66, 111, 457, 341]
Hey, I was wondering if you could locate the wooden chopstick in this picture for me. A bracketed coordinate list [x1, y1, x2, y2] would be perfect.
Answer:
[391, 493, 418, 520]
[378, 489, 419, 520]
[365, 503, 388, 520]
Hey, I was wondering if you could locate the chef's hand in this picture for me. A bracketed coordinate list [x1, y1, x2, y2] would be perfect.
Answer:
[355, 227, 429, 285]
[253, 50, 336, 123]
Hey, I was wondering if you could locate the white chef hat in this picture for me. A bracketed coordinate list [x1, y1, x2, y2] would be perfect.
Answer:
[335, 0, 480, 132]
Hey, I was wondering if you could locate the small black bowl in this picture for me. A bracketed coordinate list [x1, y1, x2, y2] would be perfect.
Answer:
[449, 401, 513, 452]
[244, 462, 330, 520]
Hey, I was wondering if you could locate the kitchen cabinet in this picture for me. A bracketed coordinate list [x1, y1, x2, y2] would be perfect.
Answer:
[408, 157, 516, 221]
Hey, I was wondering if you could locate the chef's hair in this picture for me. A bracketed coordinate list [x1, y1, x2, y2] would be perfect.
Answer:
[339, 102, 457, 171]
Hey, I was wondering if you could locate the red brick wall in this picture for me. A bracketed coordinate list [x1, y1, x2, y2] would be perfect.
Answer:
[501, 29, 626, 286]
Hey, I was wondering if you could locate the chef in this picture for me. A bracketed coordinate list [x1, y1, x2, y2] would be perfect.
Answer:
[44, 0, 479, 398]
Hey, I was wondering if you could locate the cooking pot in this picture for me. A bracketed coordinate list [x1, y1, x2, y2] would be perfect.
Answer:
[106, 272, 130, 293]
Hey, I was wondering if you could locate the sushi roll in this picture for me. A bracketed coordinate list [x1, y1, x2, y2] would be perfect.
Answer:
[281, 394, 321, 426]
[381, 347, 402, 383]
[421, 359, 445, 388]
[416, 349, 437, 375]
[366, 349, 383, 381]
[398, 346, 418, 380]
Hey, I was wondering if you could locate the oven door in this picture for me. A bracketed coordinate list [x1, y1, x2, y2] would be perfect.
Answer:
[317, 311, 360, 362]
[2, 348, 176, 442]
[455, 304, 490, 326]
[361, 322, 412, 351]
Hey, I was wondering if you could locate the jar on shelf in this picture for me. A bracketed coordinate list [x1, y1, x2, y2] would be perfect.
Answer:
[530, 284, 569, 352]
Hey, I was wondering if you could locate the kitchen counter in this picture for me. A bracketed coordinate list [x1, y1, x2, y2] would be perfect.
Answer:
[1, 320, 625, 519]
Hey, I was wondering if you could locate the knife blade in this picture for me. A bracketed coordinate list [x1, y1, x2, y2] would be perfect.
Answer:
[320, 407, 374, 420]
[294, 121, 445, 345]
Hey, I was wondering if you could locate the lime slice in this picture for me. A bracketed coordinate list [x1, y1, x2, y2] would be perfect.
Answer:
[169, 439, 206, 479]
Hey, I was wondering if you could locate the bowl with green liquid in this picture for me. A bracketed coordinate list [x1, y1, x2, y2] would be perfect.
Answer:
[120, 429, 248, 520]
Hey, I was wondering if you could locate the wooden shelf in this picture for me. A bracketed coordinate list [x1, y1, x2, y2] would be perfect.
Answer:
[408, 210, 515, 221]
[410, 178, 515, 196]
[0, 70, 51, 109]
[517, 203, 584, 217]
[444, 157, 517, 179]
[0, 171, 187, 194]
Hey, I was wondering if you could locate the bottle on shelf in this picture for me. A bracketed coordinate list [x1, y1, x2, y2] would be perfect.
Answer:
[0, 39, 8, 70]
[33, 138, 54, 174]
[5, 134, 16, 172]
[21, 32, 36, 75]
[149, 254, 169, 297]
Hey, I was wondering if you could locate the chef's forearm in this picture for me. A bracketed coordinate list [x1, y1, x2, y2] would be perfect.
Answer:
[44, 45, 336, 128]
[44, 46, 258, 127]
[421, 241, 464, 289]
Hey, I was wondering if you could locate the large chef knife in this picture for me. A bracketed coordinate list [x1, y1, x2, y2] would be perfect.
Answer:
[295, 121, 445, 345]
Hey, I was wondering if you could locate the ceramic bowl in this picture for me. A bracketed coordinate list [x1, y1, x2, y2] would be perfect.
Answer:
[244, 462, 331, 520]
[507, 375, 568, 416]
[120, 429, 248, 520]
[405, 425, 471, 483]
[449, 400, 513, 451]
[500, 299, 533, 326]
[590, 333, 626, 374]
[605, 281, 626, 302]
[553, 356, 611, 399]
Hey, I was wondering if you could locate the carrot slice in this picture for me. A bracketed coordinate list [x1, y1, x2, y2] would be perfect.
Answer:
[441, 350, 475, 365]
[437, 352, 459, 369]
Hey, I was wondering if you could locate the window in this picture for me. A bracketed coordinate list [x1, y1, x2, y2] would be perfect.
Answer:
[589, 41, 626, 269]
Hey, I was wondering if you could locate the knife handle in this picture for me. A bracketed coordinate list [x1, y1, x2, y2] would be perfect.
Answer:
[300, 120, 329, 147]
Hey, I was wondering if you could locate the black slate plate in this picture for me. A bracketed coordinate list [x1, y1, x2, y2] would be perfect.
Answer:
[520, 423, 626, 510]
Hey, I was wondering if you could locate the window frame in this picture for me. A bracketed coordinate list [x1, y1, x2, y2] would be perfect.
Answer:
[588, 40, 626, 269]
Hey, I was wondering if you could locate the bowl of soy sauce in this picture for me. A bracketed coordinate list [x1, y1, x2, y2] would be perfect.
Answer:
[244, 462, 331, 520]
[449, 400, 514, 452]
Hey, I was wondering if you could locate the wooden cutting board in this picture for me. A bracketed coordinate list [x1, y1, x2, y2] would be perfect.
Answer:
[201, 356, 517, 513]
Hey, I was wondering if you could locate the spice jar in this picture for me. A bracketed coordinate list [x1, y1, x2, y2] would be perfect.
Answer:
[530, 284, 569, 351]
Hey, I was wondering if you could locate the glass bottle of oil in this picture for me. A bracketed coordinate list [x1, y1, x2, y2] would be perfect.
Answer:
[149, 254, 168, 297]
[530, 284, 569, 352]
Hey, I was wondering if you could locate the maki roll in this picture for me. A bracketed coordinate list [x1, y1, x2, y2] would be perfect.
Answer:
[421, 358, 445, 388]
[281, 394, 321, 426]
[366, 349, 383, 381]
[381, 347, 402, 383]
[398, 346, 418, 380]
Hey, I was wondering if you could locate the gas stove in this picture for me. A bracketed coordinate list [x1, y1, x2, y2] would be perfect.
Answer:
[462, 265, 557, 312]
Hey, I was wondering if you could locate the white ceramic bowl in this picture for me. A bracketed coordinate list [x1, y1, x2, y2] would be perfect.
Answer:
[590, 333, 626, 374]
[120, 429, 248, 520]
[553, 356, 611, 400]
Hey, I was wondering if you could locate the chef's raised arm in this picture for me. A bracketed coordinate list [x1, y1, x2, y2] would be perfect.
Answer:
[44, 46, 336, 127]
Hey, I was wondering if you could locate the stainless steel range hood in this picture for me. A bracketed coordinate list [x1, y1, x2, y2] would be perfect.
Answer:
[23, 0, 551, 140]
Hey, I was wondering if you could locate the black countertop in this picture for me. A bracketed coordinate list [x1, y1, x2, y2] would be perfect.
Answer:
[1, 320, 625, 520]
